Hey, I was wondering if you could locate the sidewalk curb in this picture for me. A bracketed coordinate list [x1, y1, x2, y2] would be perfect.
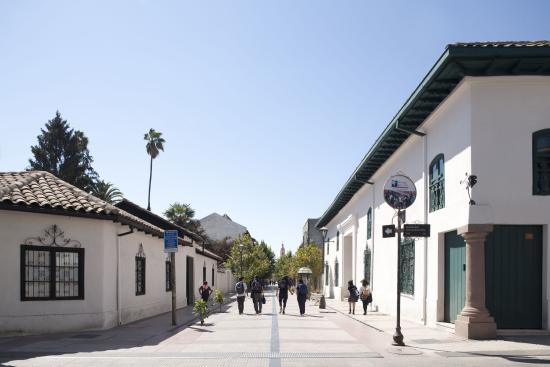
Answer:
[325, 304, 385, 333]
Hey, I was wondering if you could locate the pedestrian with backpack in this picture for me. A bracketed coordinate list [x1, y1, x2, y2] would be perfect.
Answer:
[250, 276, 264, 314]
[347, 280, 359, 314]
[277, 276, 290, 314]
[296, 278, 308, 316]
[235, 277, 247, 315]
[359, 279, 372, 315]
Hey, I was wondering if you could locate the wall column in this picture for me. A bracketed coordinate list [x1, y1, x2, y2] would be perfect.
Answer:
[455, 224, 497, 339]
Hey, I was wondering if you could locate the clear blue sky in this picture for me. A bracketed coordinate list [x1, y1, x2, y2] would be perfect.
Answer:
[1, 1, 549, 254]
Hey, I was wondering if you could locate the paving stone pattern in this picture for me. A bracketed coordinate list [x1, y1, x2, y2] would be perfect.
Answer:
[1, 287, 550, 366]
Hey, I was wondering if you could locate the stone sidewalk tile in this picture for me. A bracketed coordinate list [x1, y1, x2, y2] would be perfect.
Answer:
[322, 296, 550, 355]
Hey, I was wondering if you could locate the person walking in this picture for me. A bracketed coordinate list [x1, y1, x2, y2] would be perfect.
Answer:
[235, 277, 247, 315]
[199, 281, 213, 303]
[250, 276, 264, 314]
[347, 280, 359, 314]
[359, 279, 372, 315]
[296, 278, 308, 316]
[277, 276, 290, 314]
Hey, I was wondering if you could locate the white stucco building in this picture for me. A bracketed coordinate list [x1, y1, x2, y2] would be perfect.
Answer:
[318, 41, 550, 339]
[0, 171, 234, 335]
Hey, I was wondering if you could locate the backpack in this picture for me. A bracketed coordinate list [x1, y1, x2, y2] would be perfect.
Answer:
[279, 279, 288, 290]
[297, 283, 308, 296]
[350, 286, 359, 300]
[360, 288, 370, 300]
[236, 281, 245, 294]
[252, 280, 262, 292]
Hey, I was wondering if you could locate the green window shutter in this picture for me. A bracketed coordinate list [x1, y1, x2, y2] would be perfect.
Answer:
[364, 247, 371, 283]
[429, 154, 445, 212]
[367, 208, 372, 240]
[399, 239, 415, 295]
[533, 129, 550, 195]
[334, 259, 339, 287]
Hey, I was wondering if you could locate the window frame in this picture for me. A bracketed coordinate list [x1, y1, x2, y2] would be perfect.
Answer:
[336, 231, 340, 251]
[367, 207, 372, 240]
[20, 245, 85, 301]
[211, 265, 215, 286]
[334, 258, 339, 287]
[533, 129, 550, 195]
[429, 153, 445, 212]
[165, 260, 172, 292]
[135, 257, 146, 296]
[399, 238, 415, 295]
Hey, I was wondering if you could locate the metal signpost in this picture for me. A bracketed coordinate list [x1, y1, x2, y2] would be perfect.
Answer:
[383, 173, 417, 346]
[164, 230, 178, 326]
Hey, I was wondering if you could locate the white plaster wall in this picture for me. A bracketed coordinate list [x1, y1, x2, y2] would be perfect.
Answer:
[469, 76, 550, 328]
[322, 79, 473, 325]
[0, 211, 113, 335]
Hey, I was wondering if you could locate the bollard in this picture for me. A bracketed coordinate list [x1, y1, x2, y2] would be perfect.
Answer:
[319, 294, 326, 309]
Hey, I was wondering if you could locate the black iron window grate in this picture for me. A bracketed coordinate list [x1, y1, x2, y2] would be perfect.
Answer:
[165, 260, 172, 292]
[136, 257, 146, 295]
[534, 129, 550, 195]
[21, 245, 84, 301]
[399, 239, 415, 295]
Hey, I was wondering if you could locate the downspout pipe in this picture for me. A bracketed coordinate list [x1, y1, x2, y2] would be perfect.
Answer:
[422, 133, 429, 325]
[117, 226, 134, 325]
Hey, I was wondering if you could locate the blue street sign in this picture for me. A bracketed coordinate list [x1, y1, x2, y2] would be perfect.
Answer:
[164, 230, 178, 253]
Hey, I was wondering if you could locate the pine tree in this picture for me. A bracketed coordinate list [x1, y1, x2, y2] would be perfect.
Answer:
[28, 111, 97, 191]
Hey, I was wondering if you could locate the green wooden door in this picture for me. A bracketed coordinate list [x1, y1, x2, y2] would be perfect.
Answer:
[444, 231, 466, 323]
[485, 225, 542, 329]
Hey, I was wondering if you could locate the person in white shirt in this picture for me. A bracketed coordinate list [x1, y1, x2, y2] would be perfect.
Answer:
[235, 277, 247, 315]
[359, 279, 372, 315]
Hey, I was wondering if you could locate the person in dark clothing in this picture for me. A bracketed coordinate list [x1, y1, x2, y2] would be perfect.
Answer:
[199, 281, 212, 302]
[250, 276, 264, 314]
[296, 278, 308, 316]
[277, 276, 290, 314]
[235, 277, 247, 315]
[347, 280, 359, 314]
[359, 279, 372, 315]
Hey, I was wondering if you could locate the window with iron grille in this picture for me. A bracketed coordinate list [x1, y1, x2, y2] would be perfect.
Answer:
[336, 232, 340, 251]
[21, 245, 84, 301]
[429, 154, 445, 212]
[203, 265, 206, 283]
[334, 258, 339, 287]
[211, 266, 215, 286]
[363, 247, 371, 283]
[327, 241, 330, 255]
[136, 257, 146, 295]
[325, 263, 329, 286]
[165, 260, 172, 292]
[534, 129, 550, 195]
[399, 239, 415, 295]
[367, 208, 372, 240]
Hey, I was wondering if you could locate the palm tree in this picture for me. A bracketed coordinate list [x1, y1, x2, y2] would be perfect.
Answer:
[90, 180, 123, 204]
[164, 202, 196, 227]
[144, 128, 165, 210]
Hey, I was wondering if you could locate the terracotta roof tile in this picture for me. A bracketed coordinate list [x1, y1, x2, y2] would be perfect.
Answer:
[0, 171, 165, 238]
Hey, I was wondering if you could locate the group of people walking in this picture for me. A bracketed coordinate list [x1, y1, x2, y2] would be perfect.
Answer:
[234, 275, 309, 316]
[347, 279, 372, 315]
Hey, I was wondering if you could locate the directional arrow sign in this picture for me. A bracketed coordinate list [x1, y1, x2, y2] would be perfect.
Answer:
[382, 224, 396, 238]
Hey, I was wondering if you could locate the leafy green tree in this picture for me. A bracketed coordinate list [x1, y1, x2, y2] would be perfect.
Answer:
[90, 180, 123, 204]
[144, 128, 165, 210]
[28, 111, 97, 191]
[274, 251, 294, 280]
[226, 234, 270, 283]
[291, 244, 323, 283]
[258, 240, 275, 277]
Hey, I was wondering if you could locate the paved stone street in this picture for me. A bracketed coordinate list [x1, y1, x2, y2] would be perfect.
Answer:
[2, 287, 550, 366]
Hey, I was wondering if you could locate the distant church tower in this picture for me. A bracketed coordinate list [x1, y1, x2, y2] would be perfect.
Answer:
[280, 243, 285, 257]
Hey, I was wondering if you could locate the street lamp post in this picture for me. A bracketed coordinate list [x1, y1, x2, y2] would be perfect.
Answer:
[319, 227, 334, 309]
[393, 209, 404, 346]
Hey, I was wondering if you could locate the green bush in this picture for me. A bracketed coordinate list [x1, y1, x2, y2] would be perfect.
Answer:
[214, 289, 223, 312]
[193, 299, 208, 325]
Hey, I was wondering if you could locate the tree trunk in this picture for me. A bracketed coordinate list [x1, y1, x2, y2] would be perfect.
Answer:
[147, 156, 153, 211]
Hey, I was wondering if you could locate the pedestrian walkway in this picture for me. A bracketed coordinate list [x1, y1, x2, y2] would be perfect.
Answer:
[2, 288, 550, 366]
